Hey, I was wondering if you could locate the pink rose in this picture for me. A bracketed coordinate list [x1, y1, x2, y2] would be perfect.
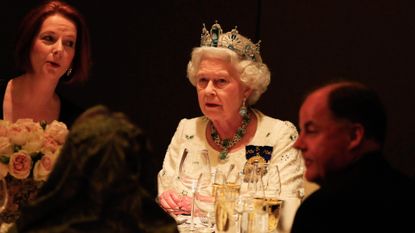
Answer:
[42, 135, 60, 153]
[33, 152, 56, 181]
[8, 151, 32, 179]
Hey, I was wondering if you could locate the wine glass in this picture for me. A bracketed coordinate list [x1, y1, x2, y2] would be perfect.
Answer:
[240, 163, 283, 233]
[212, 170, 226, 199]
[239, 162, 269, 233]
[194, 172, 215, 233]
[178, 146, 211, 232]
[264, 164, 283, 233]
[215, 180, 240, 233]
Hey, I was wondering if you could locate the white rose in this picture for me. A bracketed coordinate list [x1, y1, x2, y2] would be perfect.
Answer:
[19, 118, 44, 137]
[45, 120, 68, 145]
[0, 120, 11, 137]
[33, 152, 56, 181]
[8, 119, 44, 146]
[8, 151, 32, 179]
[22, 133, 45, 154]
[15, 119, 42, 131]
[7, 124, 29, 145]
[0, 136, 13, 155]
[53, 146, 63, 161]
[0, 162, 8, 179]
[54, 146, 62, 157]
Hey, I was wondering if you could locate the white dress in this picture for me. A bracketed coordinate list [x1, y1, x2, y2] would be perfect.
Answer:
[158, 109, 305, 232]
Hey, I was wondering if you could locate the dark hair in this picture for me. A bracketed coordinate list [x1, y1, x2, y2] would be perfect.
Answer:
[15, 106, 147, 232]
[15, 0, 91, 84]
[328, 81, 387, 145]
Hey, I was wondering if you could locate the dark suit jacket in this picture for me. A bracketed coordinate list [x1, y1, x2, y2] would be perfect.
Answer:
[291, 151, 415, 233]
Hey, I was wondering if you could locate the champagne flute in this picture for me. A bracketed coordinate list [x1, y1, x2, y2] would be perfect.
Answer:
[178, 147, 211, 232]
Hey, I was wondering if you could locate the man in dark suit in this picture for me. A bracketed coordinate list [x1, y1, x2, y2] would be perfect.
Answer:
[291, 81, 415, 233]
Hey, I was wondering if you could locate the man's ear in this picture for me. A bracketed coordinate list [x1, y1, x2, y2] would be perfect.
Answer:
[348, 123, 365, 150]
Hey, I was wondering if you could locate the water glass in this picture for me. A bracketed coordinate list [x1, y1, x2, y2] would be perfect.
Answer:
[178, 147, 211, 232]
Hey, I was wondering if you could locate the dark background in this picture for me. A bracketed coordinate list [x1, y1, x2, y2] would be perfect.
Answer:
[1, 0, 414, 179]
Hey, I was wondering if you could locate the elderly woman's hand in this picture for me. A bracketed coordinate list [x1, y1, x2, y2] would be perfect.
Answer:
[158, 190, 192, 215]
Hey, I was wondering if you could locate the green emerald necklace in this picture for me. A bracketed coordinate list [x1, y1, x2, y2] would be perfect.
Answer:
[210, 111, 250, 161]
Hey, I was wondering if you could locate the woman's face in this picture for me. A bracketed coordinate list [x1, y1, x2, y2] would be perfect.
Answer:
[196, 58, 251, 122]
[30, 14, 77, 80]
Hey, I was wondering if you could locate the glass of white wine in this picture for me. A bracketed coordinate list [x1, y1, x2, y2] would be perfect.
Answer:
[215, 184, 239, 233]
[226, 168, 242, 193]
[264, 164, 283, 233]
[240, 162, 278, 233]
[264, 197, 283, 233]
[212, 170, 226, 199]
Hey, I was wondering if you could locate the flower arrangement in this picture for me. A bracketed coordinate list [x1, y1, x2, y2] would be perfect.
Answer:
[0, 118, 68, 223]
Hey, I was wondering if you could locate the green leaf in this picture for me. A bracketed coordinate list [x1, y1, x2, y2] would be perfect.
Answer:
[13, 144, 22, 152]
[40, 120, 47, 130]
[0, 155, 9, 164]
[31, 151, 44, 162]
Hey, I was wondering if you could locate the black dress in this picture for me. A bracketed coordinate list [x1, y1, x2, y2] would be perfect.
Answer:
[291, 151, 415, 233]
[0, 79, 84, 128]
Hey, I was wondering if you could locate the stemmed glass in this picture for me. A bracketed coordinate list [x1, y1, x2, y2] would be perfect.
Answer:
[194, 172, 215, 233]
[238, 162, 269, 233]
[238, 163, 283, 233]
[178, 147, 211, 232]
[264, 164, 283, 233]
[215, 178, 241, 233]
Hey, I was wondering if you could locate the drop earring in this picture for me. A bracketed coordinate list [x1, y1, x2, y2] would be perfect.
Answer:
[66, 67, 72, 76]
[239, 97, 248, 118]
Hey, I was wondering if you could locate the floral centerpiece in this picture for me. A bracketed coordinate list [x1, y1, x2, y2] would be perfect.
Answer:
[0, 119, 68, 223]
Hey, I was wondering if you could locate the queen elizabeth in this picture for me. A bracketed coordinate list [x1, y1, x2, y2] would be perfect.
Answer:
[157, 21, 304, 232]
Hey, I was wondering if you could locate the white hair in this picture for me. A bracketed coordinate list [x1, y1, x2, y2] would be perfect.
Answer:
[186, 47, 271, 105]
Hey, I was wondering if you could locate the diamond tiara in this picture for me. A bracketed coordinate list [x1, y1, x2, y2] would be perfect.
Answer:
[200, 21, 262, 63]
